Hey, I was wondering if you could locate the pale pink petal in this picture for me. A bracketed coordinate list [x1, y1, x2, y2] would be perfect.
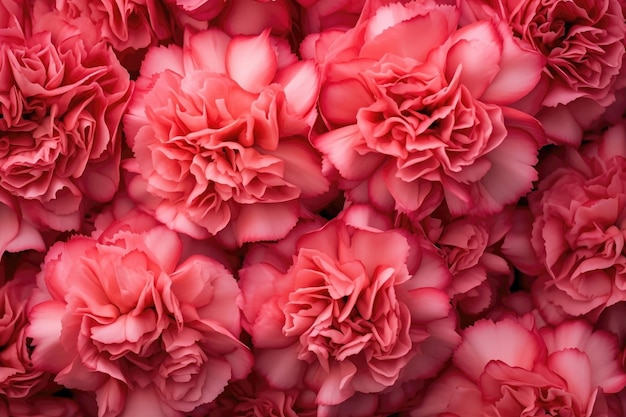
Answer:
[269, 139, 329, 198]
[27, 301, 69, 373]
[408, 370, 483, 417]
[311, 361, 357, 405]
[351, 228, 410, 277]
[226, 201, 299, 245]
[184, 28, 231, 74]
[314, 125, 383, 181]
[255, 345, 307, 390]
[454, 318, 543, 381]
[140, 44, 185, 78]
[362, 12, 452, 62]
[501, 208, 543, 275]
[404, 288, 452, 322]
[320, 78, 373, 126]
[461, 114, 540, 216]
[548, 349, 593, 407]
[118, 386, 178, 417]
[0, 197, 19, 254]
[4, 218, 45, 253]
[275, 60, 320, 116]
[141, 227, 183, 273]
[445, 20, 502, 99]
[225, 29, 277, 93]
[537, 105, 583, 147]
[480, 21, 545, 104]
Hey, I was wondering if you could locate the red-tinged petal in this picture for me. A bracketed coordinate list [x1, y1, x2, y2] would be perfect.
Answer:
[238, 263, 285, 329]
[480, 22, 545, 105]
[320, 78, 372, 126]
[351, 228, 410, 277]
[454, 318, 543, 382]
[541, 321, 626, 393]
[402, 247, 451, 291]
[255, 345, 307, 390]
[141, 227, 183, 273]
[218, 0, 292, 37]
[269, 139, 329, 198]
[540, 320, 594, 354]
[445, 21, 502, 99]
[140, 44, 184, 78]
[311, 361, 357, 405]
[339, 203, 393, 231]
[228, 201, 299, 245]
[361, 12, 452, 62]
[463, 126, 539, 217]
[584, 333, 626, 393]
[408, 370, 483, 417]
[184, 28, 231, 75]
[118, 386, 177, 417]
[275, 60, 320, 116]
[366, 167, 396, 212]
[27, 301, 69, 373]
[537, 105, 583, 147]
[385, 170, 442, 215]
[96, 379, 127, 417]
[153, 202, 214, 240]
[313, 124, 383, 181]
[225, 30, 277, 93]
[0, 197, 19, 254]
[317, 394, 378, 417]
[4, 218, 45, 253]
[501, 208, 543, 275]
[548, 349, 593, 407]
[404, 288, 451, 322]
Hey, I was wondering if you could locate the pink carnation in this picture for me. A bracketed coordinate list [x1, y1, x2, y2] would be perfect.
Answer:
[0, 20, 132, 234]
[123, 28, 328, 246]
[308, 0, 545, 219]
[31, 0, 211, 54]
[297, 0, 366, 35]
[420, 208, 514, 323]
[461, 0, 626, 146]
[239, 218, 460, 413]
[26, 211, 252, 417]
[527, 122, 626, 319]
[205, 372, 317, 417]
[0, 263, 50, 398]
[214, 0, 296, 37]
[409, 317, 626, 417]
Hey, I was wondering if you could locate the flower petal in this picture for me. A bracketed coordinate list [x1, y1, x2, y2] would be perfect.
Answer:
[226, 29, 277, 93]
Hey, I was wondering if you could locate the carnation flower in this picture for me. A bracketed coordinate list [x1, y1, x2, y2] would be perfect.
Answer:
[0, 19, 132, 235]
[307, 0, 545, 219]
[461, 0, 626, 146]
[214, 0, 296, 37]
[26, 211, 252, 417]
[239, 217, 460, 413]
[0, 263, 50, 398]
[409, 317, 626, 417]
[296, 0, 366, 35]
[205, 372, 318, 417]
[526, 122, 626, 319]
[31, 0, 212, 53]
[420, 208, 514, 322]
[123, 28, 328, 246]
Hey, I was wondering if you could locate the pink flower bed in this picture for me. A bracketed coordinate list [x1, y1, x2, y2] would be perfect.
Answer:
[0, 0, 625, 416]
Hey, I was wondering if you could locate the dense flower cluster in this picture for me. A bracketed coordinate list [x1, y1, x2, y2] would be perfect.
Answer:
[0, 0, 625, 416]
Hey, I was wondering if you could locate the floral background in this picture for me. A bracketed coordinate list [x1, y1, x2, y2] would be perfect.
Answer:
[1, 0, 626, 416]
